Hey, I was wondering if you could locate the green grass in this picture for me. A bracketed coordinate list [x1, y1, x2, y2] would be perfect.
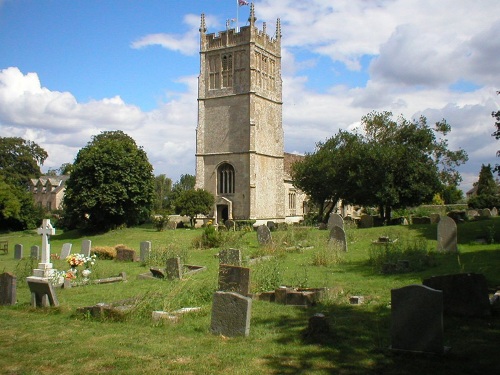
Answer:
[0, 220, 499, 374]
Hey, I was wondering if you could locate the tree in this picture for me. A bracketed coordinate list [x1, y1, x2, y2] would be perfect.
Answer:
[468, 164, 500, 209]
[63, 131, 155, 231]
[492, 91, 500, 175]
[166, 174, 196, 211]
[0, 137, 47, 187]
[154, 174, 172, 213]
[174, 189, 214, 227]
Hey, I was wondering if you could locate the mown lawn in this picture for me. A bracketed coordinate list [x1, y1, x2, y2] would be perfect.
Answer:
[0, 219, 499, 375]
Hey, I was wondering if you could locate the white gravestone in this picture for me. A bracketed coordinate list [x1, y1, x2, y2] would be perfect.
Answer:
[31, 219, 56, 278]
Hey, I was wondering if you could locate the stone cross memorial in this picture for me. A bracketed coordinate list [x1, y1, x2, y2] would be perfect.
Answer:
[32, 219, 56, 278]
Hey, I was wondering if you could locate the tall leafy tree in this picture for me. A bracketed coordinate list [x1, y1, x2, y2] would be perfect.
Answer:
[492, 91, 500, 174]
[468, 164, 500, 208]
[174, 188, 214, 227]
[63, 131, 155, 231]
[166, 174, 196, 211]
[154, 174, 172, 212]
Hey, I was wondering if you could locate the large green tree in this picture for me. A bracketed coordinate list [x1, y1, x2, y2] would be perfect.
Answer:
[174, 188, 214, 227]
[0, 137, 47, 230]
[63, 131, 155, 231]
[166, 174, 196, 212]
[468, 164, 500, 209]
[154, 174, 172, 213]
[492, 91, 500, 174]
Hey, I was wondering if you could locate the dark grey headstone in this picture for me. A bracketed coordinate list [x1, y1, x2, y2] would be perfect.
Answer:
[116, 248, 136, 262]
[27, 277, 59, 307]
[359, 214, 374, 228]
[266, 221, 276, 231]
[429, 213, 441, 224]
[219, 248, 242, 266]
[60, 243, 72, 259]
[14, 244, 23, 260]
[218, 264, 250, 296]
[328, 226, 347, 251]
[81, 239, 91, 257]
[140, 241, 151, 262]
[166, 257, 183, 280]
[391, 284, 444, 354]
[224, 220, 236, 231]
[422, 273, 491, 317]
[0, 272, 16, 305]
[211, 291, 252, 337]
[257, 225, 272, 245]
[327, 213, 344, 231]
[436, 216, 457, 252]
[30, 245, 40, 260]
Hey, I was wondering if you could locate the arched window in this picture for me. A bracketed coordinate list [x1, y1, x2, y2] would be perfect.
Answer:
[218, 163, 235, 194]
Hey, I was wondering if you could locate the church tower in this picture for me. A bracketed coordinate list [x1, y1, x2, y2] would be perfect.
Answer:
[196, 5, 285, 223]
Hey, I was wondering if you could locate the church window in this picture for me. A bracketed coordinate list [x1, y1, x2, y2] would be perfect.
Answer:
[288, 191, 296, 210]
[209, 55, 220, 90]
[218, 163, 235, 194]
[222, 54, 233, 88]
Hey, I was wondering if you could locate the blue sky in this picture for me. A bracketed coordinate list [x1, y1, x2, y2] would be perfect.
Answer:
[1, 0, 499, 193]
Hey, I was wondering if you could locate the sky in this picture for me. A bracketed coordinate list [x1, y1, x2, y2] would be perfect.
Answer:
[0, 0, 499, 194]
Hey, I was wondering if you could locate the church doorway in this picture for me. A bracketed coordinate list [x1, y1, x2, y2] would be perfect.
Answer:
[217, 204, 229, 224]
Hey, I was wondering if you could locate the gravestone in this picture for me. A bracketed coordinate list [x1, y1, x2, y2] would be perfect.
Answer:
[359, 214, 374, 228]
[422, 273, 491, 317]
[211, 291, 252, 337]
[328, 226, 347, 251]
[219, 248, 242, 266]
[491, 207, 498, 216]
[467, 210, 479, 218]
[327, 213, 344, 231]
[116, 248, 136, 262]
[81, 239, 92, 257]
[27, 278, 59, 307]
[391, 284, 445, 354]
[266, 221, 276, 231]
[224, 220, 236, 231]
[14, 244, 23, 260]
[257, 225, 272, 245]
[150, 267, 165, 279]
[481, 208, 492, 217]
[429, 213, 441, 224]
[0, 272, 16, 305]
[140, 241, 151, 263]
[166, 257, 183, 280]
[218, 264, 250, 296]
[32, 218, 56, 278]
[30, 245, 40, 260]
[436, 216, 457, 252]
[60, 243, 72, 259]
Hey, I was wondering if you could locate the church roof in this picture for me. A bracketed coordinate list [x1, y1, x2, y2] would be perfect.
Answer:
[283, 152, 304, 180]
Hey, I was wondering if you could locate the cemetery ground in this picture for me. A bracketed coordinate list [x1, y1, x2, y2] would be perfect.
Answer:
[0, 219, 499, 375]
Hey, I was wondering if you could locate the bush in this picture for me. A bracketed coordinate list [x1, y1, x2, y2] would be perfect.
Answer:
[152, 215, 169, 231]
[193, 225, 223, 249]
[91, 246, 118, 260]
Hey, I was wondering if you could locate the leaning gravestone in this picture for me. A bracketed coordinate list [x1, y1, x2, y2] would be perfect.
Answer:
[219, 248, 242, 266]
[81, 239, 92, 257]
[327, 213, 344, 231]
[257, 225, 272, 245]
[211, 291, 252, 337]
[218, 264, 250, 296]
[436, 216, 457, 252]
[422, 273, 491, 317]
[60, 243, 72, 259]
[14, 244, 23, 260]
[328, 226, 347, 251]
[27, 278, 59, 307]
[359, 214, 374, 228]
[0, 272, 16, 305]
[391, 284, 445, 354]
[166, 257, 183, 280]
[30, 245, 40, 260]
[140, 241, 151, 263]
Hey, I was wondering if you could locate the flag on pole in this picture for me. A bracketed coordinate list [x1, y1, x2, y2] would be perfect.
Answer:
[239, 0, 249, 6]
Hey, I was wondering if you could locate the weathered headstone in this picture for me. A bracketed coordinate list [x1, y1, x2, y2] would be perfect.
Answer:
[422, 273, 491, 317]
[359, 214, 374, 228]
[116, 248, 136, 262]
[140, 241, 151, 263]
[210, 291, 252, 337]
[266, 221, 276, 232]
[391, 284, 445, 354]
[166, 257, 183, 280]
[328, 226, 347, 251]
[218, 264, 250, 296]
[27, 278, 59, 307]
[436, 216, 457, 252]
[491, 207, 498, 216]
[219, 248, 242, 266]
[81, 239, 92, 257]
[257, 224, 272, 245]
[327, 213, 344, 231]
[467, 210, 479, 218]
[14, 244, 23, 260]
[0, 272, 16, 305]
[481, 208, 492, 217]
[224, 220, 236, 231]
[429, 213, 441, 224]
[60, 243, 72, 259]
[150, 267, 165, 279]
[30, 245, 40, 260]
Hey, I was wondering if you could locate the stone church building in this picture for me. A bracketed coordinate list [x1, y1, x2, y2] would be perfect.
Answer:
[195, 5, 307, 224]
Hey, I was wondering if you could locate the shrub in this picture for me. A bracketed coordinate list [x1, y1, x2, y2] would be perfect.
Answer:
[251, 258, 284, 293]
[192, 225, 223, 249]
[91, 246, 117, 260]
[152, 215, 169, 231]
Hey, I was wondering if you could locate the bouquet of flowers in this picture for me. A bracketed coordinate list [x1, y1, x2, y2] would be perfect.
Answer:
[66, 254, 86, 268]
